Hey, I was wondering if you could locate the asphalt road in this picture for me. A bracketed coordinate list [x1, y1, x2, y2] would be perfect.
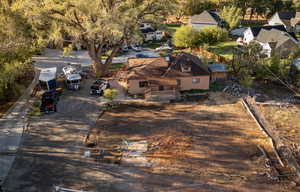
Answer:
[2, 50, 102, 192]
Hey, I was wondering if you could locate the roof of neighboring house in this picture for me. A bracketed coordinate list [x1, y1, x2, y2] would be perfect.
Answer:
[190, 10, 221, 24]
[248, 25, 287, 37]
[208, 64, 228, 73]
[141, 27, 156, 34]
[230, 27, 247, 37]
[163, 53, 210, 77]
[272, 12, 300, 28]
[277, 11, 296, 20]
[256, 29, 299, 48]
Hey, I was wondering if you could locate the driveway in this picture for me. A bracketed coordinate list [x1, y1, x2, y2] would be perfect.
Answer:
[34, 48, 159, 72]
[1, 50, 103, 192]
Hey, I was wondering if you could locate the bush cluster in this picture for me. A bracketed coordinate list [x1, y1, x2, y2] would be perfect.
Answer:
[173, 25, 228, 48]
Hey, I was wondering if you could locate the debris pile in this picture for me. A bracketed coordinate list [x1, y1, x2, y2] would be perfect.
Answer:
[222, 83, 244, 97]
[147, 130, 191, 158]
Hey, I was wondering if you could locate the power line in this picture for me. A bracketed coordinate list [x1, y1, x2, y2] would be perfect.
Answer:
[262, 64, 298, 95]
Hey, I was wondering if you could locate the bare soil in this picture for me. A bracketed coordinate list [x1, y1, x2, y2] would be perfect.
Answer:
[88, 92, 298, 192]
[260, 104, 300, 167]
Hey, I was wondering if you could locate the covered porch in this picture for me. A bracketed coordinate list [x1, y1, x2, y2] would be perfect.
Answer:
[144, 78, 180, 101]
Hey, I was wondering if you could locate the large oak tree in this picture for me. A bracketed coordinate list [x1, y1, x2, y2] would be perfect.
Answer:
[15, 0, 174, 76]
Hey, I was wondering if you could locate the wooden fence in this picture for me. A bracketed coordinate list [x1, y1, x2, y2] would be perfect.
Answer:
[192, 47, 232, 64]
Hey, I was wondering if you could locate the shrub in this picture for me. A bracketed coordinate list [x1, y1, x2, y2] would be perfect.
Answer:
[173, 25, 200, 48]
[103, 89, 118, 102]
[199, 26, 228, 45]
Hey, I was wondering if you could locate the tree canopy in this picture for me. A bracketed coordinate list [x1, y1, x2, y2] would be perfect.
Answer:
[0, 0, 34, 101]
[15, 0, 174, 76]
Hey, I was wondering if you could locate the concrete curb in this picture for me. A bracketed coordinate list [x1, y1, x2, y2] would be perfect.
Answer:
[0, 69, 40, 186]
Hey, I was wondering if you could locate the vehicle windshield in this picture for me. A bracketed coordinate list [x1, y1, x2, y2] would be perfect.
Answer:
[39, 81, 48, 90]
[67, 80, 80, 84]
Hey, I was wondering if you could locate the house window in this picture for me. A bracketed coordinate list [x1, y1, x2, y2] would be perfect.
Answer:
[192, 78, 200, 84]
[177, 79, 181, 86]
[159, 86, 164, 91]
[139, 81, 148, 88]
[181, 66, 191, 72]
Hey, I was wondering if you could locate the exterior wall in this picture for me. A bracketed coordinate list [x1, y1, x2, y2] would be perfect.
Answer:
[128, 76, 210, 95]
[268, 13, 285, 26]
[211, 72, 228, 82]
[177, 76, 210, 91]
[257, 41, 272, 57]
[191, 23, 217, 30]
[127, 79, 147, 95]
[243, 28, 255, 44]
[144, 33, 155, 41]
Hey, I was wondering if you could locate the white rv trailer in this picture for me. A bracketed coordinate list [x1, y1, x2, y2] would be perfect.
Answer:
[39, 67, 57, 91]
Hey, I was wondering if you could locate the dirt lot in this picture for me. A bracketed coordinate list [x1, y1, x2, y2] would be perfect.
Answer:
[259, 103, 300, 166]
[3, 88, 299, 192]
[86, 92, 298, 192]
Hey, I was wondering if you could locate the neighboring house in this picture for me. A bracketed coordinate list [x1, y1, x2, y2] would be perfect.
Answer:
[255, 29, 299, 58]
[268, 11, 300, 32]
[140, 23, 152, 30]
[140, 23, 164, 41]
[243, 25, 287, 44]
[189, 10, 224, 30]
[208, 64, 228, 82]
[117, 53, 210, 101]
[230, 27, 247, 38]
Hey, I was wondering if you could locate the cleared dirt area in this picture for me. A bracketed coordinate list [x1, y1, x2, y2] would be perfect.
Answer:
[260, 104, 300, 167]
[87, 92, 298, 192]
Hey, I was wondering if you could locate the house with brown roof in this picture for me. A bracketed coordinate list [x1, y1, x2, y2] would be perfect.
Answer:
[117, 53, 210, 101]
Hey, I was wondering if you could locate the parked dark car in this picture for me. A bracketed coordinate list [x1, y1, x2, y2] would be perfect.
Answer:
[40, 91, 59, 113]
[136, 53, 150, 58]
[90, 79, 110, 96]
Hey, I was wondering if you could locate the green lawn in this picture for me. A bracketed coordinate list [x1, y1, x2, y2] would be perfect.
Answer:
[142, 42, 162, 49]
[110, 63, 125, 71]
[207, 41, 237, 60]
[165, 24, 181, 35]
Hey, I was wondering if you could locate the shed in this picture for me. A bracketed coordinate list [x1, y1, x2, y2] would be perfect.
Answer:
[208, 64, 228, 82]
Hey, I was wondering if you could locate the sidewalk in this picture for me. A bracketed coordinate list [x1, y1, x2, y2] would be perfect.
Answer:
[0, 71, 39, 185]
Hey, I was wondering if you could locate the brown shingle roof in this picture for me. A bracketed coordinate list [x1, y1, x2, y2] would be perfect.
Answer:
[120, 57, 169, 80]
[163, 53, 210, 77]
[118, 53, 209, 80]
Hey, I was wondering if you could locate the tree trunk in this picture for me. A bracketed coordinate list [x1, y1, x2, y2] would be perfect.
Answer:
[88, 44, 122, 77]
[249, 9, 254, 21]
